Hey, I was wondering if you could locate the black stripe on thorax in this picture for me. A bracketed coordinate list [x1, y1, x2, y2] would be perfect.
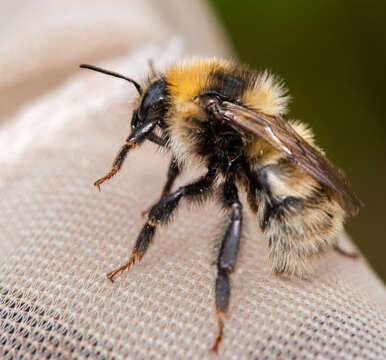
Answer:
[209, 68, 247, 101]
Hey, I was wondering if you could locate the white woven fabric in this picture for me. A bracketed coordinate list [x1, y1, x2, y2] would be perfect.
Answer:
[0, 1, 385, 359]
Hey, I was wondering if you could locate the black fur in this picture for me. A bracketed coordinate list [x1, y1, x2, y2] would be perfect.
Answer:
[211, 68, 246, 101]
[189, 118, 244, 173]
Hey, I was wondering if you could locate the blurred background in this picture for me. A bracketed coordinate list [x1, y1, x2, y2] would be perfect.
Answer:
[209, 0, 386, 280]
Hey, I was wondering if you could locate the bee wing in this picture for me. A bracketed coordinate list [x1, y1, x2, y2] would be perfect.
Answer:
[209, 100, 361, 216]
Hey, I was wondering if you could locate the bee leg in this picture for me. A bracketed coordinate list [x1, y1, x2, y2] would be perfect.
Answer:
[160, 158, 180, 197]
[212, 175, 242, 352]
[333, 244, 359, 259]
[141, 158, 180, 216]
[107, 168, 216, 282]
[94, 119, 158, 190]
[147, 133, 168, 147]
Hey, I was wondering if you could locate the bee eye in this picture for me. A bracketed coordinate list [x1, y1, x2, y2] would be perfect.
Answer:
[138, 102, 156, 119]
[138, 79, 167, 120]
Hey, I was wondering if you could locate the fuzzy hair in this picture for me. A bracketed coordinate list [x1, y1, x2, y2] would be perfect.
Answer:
[242, 70, 290, 116]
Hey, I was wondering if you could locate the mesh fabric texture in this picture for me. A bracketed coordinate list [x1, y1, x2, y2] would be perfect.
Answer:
[0, 2, 385, 360]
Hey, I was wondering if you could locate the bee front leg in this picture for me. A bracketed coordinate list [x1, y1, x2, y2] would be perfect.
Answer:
[94, 119, 158, 190]
[212, 174, 242, 352]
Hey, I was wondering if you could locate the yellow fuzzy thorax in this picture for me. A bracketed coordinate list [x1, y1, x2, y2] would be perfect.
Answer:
[166, 58, 229, 103]
[166, 58, 290, 117]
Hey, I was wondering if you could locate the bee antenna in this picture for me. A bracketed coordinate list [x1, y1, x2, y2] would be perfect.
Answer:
[148, 58, 157, 78]
[80, 64, 142, 95]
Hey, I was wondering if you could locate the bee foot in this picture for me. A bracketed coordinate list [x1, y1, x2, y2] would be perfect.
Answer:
[106, 254, 137, 282]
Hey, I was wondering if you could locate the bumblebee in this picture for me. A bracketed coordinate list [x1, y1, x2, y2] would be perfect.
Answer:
[80, 58, 361, 352]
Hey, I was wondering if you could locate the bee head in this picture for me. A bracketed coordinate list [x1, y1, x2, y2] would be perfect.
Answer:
[132, 78, 168, 129]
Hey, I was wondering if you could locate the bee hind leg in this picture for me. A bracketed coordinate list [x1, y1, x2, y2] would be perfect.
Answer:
[107, 167, 215, 282]
[212, 173, 242, 352]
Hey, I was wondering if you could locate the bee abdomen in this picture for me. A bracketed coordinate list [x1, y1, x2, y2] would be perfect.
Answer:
[261, 196, 301, 231]
[259, 191, 345, 278]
